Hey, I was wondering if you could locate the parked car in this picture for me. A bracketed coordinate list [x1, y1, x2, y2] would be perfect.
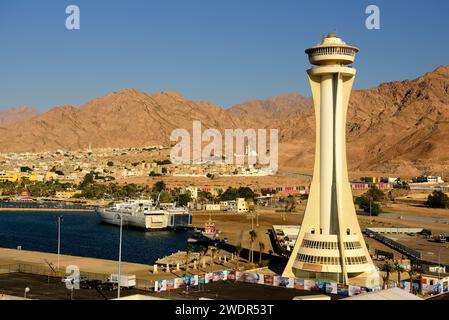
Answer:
[80, 279, 102, 289]
[98, 282, 119, 291]
[62, 275, 88, 284]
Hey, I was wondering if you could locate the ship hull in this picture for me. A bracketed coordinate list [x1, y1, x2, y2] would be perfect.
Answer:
[97, 208, 166, 230]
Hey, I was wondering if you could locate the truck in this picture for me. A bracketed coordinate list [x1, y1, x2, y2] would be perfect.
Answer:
[107, 274, 136, 289]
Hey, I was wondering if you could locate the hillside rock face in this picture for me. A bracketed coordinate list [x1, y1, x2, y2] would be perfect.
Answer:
[270, 65, 449, 175]
[0, 89, 243, 152]
[228, 93, 312, 126]
[0, 65, 448, 176]
[0, 106, 39, 126]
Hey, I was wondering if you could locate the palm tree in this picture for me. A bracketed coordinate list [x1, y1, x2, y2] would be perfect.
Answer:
[381, 274, 390, 290]
[216, 248, 221, 265]
[383, 261, 395, 289]
[394, 262, 405, 288]
[235, 245, 242, 270]
[258, 241, 265, 266]
[249, 230, 257, 264]
[185, 243, 194, 272]
[407, 269, 416, 293]
[413, 266, 424, 295]
[210, 247, 217, 271]
[199, 245, 207, 270]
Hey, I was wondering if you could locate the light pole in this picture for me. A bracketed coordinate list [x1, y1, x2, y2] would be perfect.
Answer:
[24, 287, 30, 299]
[437, 247, 448, 281]
[56, 216, 63, 271]
[117, 213, 123, 299]
[251, 213, 254, 231]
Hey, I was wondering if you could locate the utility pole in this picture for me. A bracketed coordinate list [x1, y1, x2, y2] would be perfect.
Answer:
[117, 214, 123, 299]
[56, 216, 63, 271]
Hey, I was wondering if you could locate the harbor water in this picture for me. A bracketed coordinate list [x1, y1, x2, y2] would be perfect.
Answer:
[0, 210, 189, 265]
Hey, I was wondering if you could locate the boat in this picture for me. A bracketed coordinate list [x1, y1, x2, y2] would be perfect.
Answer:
[97, 199, 192, 231]
[187, 219, 222, 244]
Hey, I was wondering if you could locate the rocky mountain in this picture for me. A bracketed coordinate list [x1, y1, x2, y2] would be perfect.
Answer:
[0, 89, 243, 152]
[0, 106, 39, 126]
[0, 65, 448, 176]
[273, 65, 449, 176]
[227, 93, 312, 127]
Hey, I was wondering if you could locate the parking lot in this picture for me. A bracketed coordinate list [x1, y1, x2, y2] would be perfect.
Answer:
[0, 273, 147, 300]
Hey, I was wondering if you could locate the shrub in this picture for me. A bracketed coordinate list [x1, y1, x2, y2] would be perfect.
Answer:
[426, 191, 449, 208]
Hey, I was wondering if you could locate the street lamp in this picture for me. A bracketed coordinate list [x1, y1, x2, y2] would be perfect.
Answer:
[117, 213, 123, 299]
[437, 246, 448, 281]
[56, 216, 63, 271]
[24, 287, 30, 299]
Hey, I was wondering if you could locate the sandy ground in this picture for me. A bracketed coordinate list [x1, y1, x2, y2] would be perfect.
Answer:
[116, 174, 310, 189]
[383, 202, 449, 220]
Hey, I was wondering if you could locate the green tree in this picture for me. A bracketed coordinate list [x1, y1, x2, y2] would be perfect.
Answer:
[249, 230, 257, 264]
[355, 195, 382, 216]
[149, 171, 161, 177]
[237, 187, 255, 200]
[366, 185, 385, 202]
[285, 195, 296, 212]
[159, 191, 173, 203]
[177, 192, 192, 207]
[198, 190, 214, 202]
[80, 171, 95, 188]
[220, 187, 239, 201]
[426, 190, 449, 208]
[153, 180, 166, 193]
[382, 262, 395, 289]
[394, 262, 405, 288]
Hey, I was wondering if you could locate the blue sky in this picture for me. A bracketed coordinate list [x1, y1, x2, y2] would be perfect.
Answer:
[1, 0, 448, 111]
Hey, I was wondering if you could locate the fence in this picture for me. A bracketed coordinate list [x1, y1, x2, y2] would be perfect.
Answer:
[153, 270, 382, 298]
[364, 230, 422, 260]
[0, 201, 95, 211]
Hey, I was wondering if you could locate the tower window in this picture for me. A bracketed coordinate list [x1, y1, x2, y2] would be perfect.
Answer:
[346, 228, 351, 235]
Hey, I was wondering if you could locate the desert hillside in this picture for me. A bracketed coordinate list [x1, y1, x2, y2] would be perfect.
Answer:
[0, 65, 448, 177]
[0, 106, 39, 126]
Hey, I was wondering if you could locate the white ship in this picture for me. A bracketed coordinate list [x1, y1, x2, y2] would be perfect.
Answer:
[97, 199, 192, 231]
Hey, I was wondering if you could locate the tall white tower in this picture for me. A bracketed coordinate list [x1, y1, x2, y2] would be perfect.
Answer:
[283, 34, 378, 285]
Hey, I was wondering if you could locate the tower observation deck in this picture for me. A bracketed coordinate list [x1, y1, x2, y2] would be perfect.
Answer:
[305, 33, 359, 66]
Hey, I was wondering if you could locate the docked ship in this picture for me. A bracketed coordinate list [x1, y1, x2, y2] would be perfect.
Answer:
[97, 199, 192, 231]
[187, 219, 226, 245]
